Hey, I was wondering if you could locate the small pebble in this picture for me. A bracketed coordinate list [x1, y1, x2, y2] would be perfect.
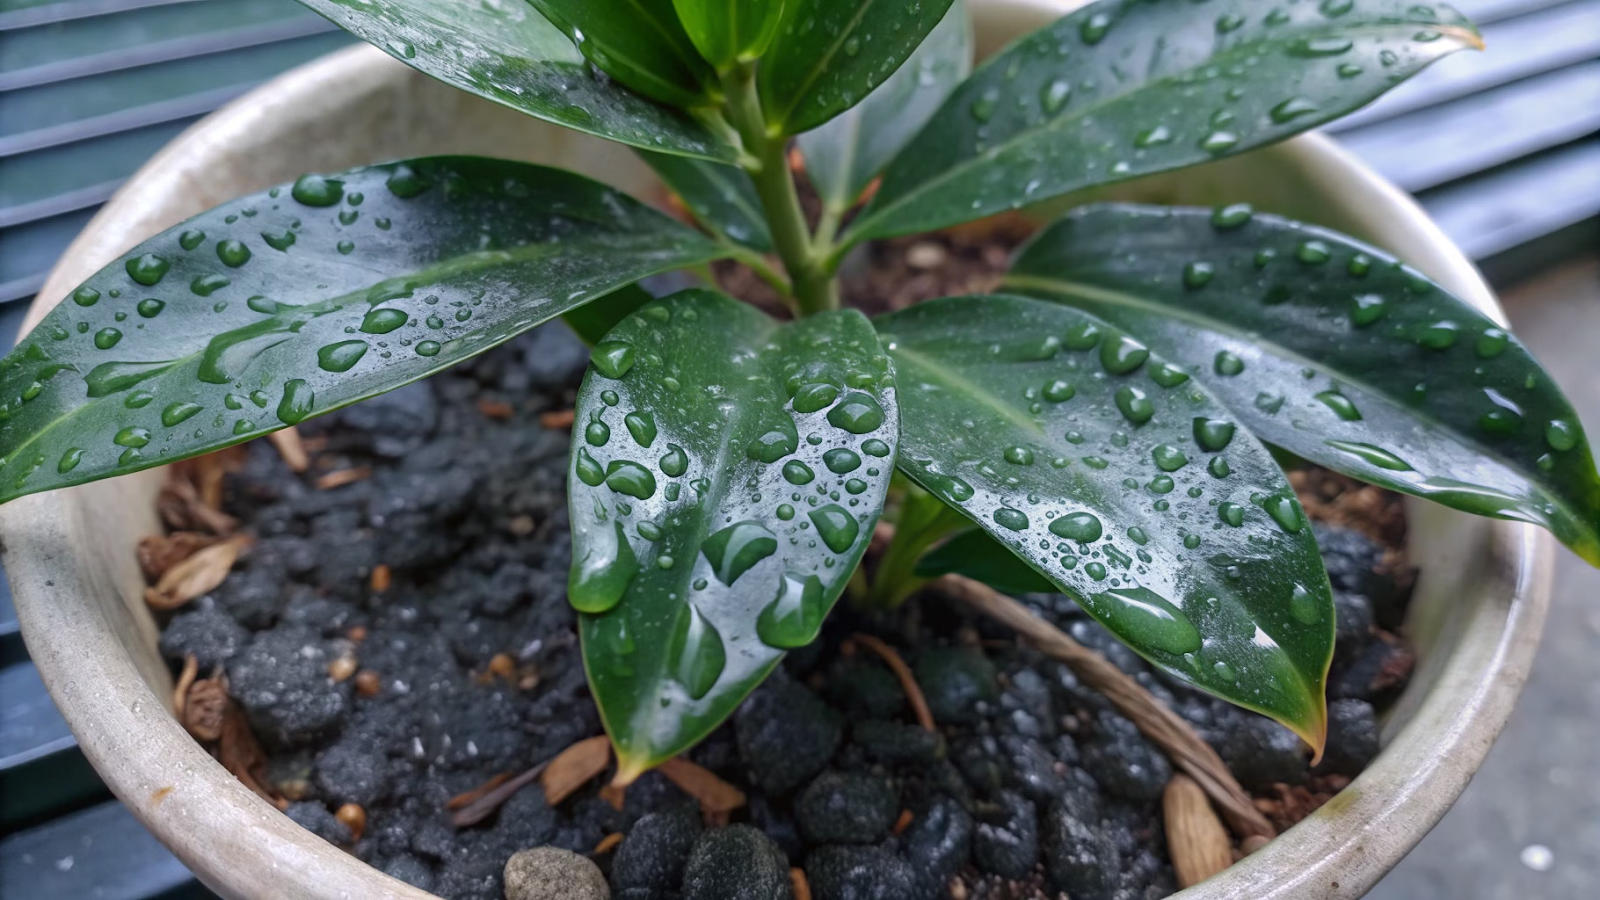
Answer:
[503, 846, 608, 900]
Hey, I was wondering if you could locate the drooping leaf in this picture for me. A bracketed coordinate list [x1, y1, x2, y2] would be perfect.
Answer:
[847, 0, 1481, 242]
[294, 0, 732, 161]
[0, 158, 724, 504]
[638, 150, 773, 252]
[1007, 203, 1600, 565]
[759, 0, 956, 136]
[797, 0, 971, 214]
[672, 0, 787, 69]
[877, 294, 1332, 748]
[564, 283, 659, 347]
[528, 0, 717, 107]
[569, 289, 897, 778]
[915, 527, 1056, 595]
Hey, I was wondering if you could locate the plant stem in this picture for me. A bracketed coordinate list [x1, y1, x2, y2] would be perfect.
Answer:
[867, 480, 967, 609]
[722, 64, 839, 316]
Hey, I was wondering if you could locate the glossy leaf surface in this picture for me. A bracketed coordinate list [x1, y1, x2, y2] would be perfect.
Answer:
[295, 0, 733, 160]
[1008, 204, 1600, 564]
[878, 294, 1332, 746]
[570, 289, 897, 776]
[638, 150, 773, 251]
[759, 0, 956, 135]
[673, 0, 787, 69]
[529, 0, 716, 107]
[797, 0, 971, 214]
[0, 158, 723, 503]
[849, 0, 1480, 241]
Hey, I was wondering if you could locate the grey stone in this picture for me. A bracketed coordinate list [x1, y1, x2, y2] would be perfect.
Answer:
[502, 846, 608, 900]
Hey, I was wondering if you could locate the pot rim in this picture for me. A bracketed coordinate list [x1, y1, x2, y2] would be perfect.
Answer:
[4, 10, 1553, 899]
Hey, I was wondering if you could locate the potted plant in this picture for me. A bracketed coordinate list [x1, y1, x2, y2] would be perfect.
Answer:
[1, 0, 1589, 898]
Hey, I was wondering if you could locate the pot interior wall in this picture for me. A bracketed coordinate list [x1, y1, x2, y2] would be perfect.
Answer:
[4, 4, 1544, 898]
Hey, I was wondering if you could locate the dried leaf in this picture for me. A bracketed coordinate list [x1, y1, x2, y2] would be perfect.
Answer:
[541, 735, 612, 806]
[658, 757, 746, 821]
[218, 702, 274, 803]
[446, 773, 512, 811]
[172, 653, 199, 718]
[316, 467, 371, 490]
[851, 633, 936, 733]
[182, 673, 228, 742]
[538, 409, 575, 429]
[138, 532, 221, 583]
[158, 470, 237, 535]
[1164, 774, 1234, 888]
[599, 782, 627, 811]
[593, 832, 623, 854]
[268, 427, 310, 473]
[143, 534, 252, 610]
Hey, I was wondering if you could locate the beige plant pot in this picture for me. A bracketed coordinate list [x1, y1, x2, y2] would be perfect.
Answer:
[1, 2, 1554, 898]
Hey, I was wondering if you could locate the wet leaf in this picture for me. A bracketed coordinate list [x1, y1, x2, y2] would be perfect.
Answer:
[569, 289, 897, 779]
[564, 284, 659, 347]
[1007, 203, 1600, 565]
[0, 158, 723, 505]
[759, 0, 956, 135]
[294, 0, 732, 160]
[638, 150, 774, 252]
[797, 0, 972, 214]
[672, 0, 787, 69]
[529, 0, 716, 107]
[878, 294, 1331, 748]
[849, 0, 1480, 241]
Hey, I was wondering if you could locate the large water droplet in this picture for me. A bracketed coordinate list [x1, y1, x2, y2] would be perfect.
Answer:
[1115, 386, 1154, 425]
[1325, 440, 1413, 471]
[782, 460, 815, 485]
[824, 448, 861, 473]
[1049, 512, 1102, 542]
[793, 382, 840, 413]
[827, 392, 886, 434]
[161, 402, 202, 427]
[1350, 294, 1387, 326]
[385, 164, 430, 198]
[660, 443, 688, 477]
[1100, 334, 1149, 375]
[216, 240, 251, 268]
[862, 438, 892, 458]
[668, 605, 725, 700]
[72, 287, 100, 307]
[1479, 388, 1524, 435]
[808, 504, 860, 553]
[1193, 418, 1235, 452]
[747, 415, 799, 463]
[1080, 11, 1112, 43]
[1040, 78, 1072, 114]
[757, 572, 827, 649]
[993, 507, 1029, 531]
[57, 448, 83, 474]
[590, 340, 635, 379]
[1218, 502, 1245, 527]
[1092, 587, 1202, 654]
[317, 340, 368, 373]
[1315, 390, 1362, 421]
[179, 229, 206, 251]
[575, 447, 605, 486]
[360, 308, 408, 334]
[125, 254, 170, 286]
[93, 328, 123, 350]
[1475, 328, 1510, 358]
[569, 520, 638, 613]
[702, 521, 778, 584]
[605, 460, 657, 500]
[1152, 444, 1189, 472]
[625, 410, 657, 448]
[1545, 419, 1578, 452]
[137, 299, 166, 318]
[291, 173, 344, 207]
[1289, 583, 1321, 625]
[1211, 203, 1253, 230]
[1269, 97, 1319, 123]
[113, 426, 151, 448]
[1213, 350, 1244, 376]
[1263, 494, 1304, 533]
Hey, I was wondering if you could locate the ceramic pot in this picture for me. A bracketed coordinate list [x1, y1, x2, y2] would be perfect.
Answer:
[1, 2, 1553, 897]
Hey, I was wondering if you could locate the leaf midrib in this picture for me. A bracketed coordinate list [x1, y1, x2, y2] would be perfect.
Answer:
[886, 340, 1047, 437]
[768, 0, 883, 129]
[851, 19, 1477, 237]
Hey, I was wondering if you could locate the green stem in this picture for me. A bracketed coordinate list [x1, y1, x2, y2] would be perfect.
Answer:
[868, 479, 968, 609]
[722, 64, 839, 316]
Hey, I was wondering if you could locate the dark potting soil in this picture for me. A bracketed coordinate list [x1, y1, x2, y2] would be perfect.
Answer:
[152, 244, 1416, 900]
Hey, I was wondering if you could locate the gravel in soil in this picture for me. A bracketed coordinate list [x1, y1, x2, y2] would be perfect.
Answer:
[154, 288, 1416, 900]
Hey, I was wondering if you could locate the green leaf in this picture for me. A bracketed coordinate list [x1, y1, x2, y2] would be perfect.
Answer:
[1007, 203, 1600, 565]
[637, 150, 773, 252]
[915, 527, 1056, 595]
[878, 294, 1332, 748]
[0, 157, 724, 504]
[563, 283, 659, 347]
[672, 0, 787, 69]
[797, 0, 972, 214]
[758, 0, 956, 136]
[847, 0, 1480, 242]
[569, 289, 898, 778]
[294, 0, 733, 161]
[528, 0, 717, 107]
